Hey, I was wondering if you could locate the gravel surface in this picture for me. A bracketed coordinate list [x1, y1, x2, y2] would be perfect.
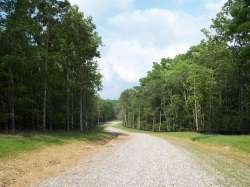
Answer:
[31, 123, 221, 187]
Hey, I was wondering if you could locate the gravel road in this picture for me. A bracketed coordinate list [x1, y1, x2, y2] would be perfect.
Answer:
[31, 122, 221, 187]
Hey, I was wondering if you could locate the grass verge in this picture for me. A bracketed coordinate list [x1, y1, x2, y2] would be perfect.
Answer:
[114, 123, 250, 186]
[0, 123, 115, 159]
[161, 131, 250, 153]
[113, 123, 250, 166]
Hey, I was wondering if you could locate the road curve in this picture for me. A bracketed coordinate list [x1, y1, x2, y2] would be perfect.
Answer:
[31, 123, 221, 187]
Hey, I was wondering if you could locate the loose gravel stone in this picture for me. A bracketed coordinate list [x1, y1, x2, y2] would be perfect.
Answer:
[31, 125, 221, 187]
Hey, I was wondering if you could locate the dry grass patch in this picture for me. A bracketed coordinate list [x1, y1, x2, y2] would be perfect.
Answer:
[155, 134, 250, 167]
[0, 138, 114, 187]
[0, 124, 121, 187]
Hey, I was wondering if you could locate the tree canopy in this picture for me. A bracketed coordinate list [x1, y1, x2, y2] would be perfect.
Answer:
[119, 0, 250, 132]
[0, 0, 118, 131]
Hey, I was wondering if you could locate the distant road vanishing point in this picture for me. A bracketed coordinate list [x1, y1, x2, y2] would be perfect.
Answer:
[32, 122, 221, 187]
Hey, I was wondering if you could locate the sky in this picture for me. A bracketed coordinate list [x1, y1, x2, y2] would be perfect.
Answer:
[69, 0, 227, 100]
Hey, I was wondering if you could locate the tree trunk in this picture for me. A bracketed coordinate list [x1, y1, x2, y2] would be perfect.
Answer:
[80, 69, 83, 131]
[43, 26, 49, 132]
[123, 109, 127, 127]
[208, 94, 212, 131]
[152, 117, 155, 132]
[36, 60, 41, 128]
[66, 67, 70, 131]
[159, 110, 161, 132]
[1, 98, 8, 130]
[29, 57, 35, 130]
[137, 106, 140, 129]
[169, 88, 175, 131]
[71, 93, 74, 130]
[48, 90, 52, 131]
[163, 109, 169, 132]
[10, 70, 15, 131]
[9, 33, 15, 131]
[194, 76, 199, 131]
[238, 72, 245, 131]
[97, 110, 100, 126]
[90, 107, 93, 130]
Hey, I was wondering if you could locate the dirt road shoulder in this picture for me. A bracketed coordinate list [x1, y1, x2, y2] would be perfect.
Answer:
[0, 123, 128, 187]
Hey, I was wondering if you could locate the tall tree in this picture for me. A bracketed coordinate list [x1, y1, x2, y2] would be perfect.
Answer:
[210, 0, 250, 130]
[0, 0, 104, 131]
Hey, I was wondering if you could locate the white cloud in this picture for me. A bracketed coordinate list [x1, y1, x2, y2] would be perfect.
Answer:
[205, 0, 227, 15]
[69, 0, 133, 19]
[99, 39, 192, 83]
[107, 8, 207, 47]
[170, 0, 196, 6]
[98, 8, 209, 83]
[69, 0, 228, 99]
[98, 58, 111, 82]
[100, 82, 122, 97]
[106, 40, 156, 82]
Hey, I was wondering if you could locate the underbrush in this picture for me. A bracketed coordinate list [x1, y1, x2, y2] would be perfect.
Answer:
[0, 124, 114, 159]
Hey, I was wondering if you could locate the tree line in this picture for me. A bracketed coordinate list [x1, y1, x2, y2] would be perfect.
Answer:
[119, 0, 250, 132]
[0, 0, 117, 132]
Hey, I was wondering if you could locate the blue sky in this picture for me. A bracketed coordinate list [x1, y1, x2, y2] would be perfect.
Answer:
[69, 0, 226, 100]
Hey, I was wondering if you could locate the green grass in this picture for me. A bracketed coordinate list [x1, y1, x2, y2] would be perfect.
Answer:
[161, 132, 250, 153]
[0, 124, 114, 159]
[113, 123, 250, 153]
[114, 123, 250, 186]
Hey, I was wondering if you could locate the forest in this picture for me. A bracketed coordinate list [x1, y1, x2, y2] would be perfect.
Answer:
[119, 0, 250, 133]
[0, 0, 118, 132]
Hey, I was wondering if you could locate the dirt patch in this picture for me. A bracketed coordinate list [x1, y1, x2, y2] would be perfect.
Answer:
[0, 134, 129, 187]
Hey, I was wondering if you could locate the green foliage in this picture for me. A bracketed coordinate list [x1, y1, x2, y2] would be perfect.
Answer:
[0, 0, 103, 131]
[210, 0, 250, 130]
[98, 99, 119, 122]
[118, 0, 250, 132]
